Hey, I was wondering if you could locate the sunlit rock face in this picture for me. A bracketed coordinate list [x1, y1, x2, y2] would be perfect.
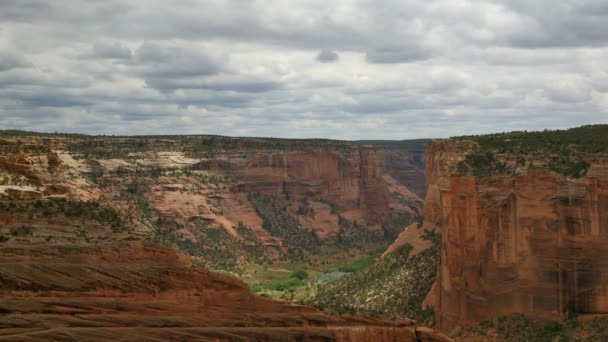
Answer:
[422, 140, 608, 331]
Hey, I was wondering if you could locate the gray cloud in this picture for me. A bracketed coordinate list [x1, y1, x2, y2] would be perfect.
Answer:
[497, 1, 608, 48]
[0, 0, 606, 139]
[91, 42, 132, 59]
[146, 76, 282, 93]
[365, 46, 433, 64]
[0, 52, 31, 71]
[134, 43, 224, 78]
[316, 50, 339, 63]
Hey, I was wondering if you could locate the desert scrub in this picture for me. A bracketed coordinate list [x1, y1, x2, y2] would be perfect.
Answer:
[337, 216, 383, 247]
[0, 196, 125, 231]
[248, 193, 319, 257]
[309, 229, 441, 321]
[454, 150, 512, 177]
[453, 125, 607, 178]
[467, 314, 608, 342]
[381, 212, 415, 240]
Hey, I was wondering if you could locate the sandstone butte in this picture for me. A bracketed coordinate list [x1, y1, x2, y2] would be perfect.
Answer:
[419, 139, 608, 332]
[0, 135, 451, 341]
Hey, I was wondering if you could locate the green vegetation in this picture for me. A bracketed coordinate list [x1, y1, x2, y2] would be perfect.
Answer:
[547, 159, 591, 178]
[309, 229, 441, 322]
[248, 267, 314, 298]
[381, 212, 415, 240]
[319, 198, 340, 215]
[248, 193, 319, 257]
[290, 269, 309, 280]
[158, 219, 270, 271]
[455, 150, 511, 177]
[465, 314, 608, 342]
[0, 196, 124, 231]
[339, 254, 375, 273]
[337, 215, 382, 247]
[453, 125, 608, 178]
[454, 125, 608, 155]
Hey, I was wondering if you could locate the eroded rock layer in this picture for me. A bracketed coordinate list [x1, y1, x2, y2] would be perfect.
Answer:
[421, 139, 608, 331]
[0, 134, 426, 267]
[0, 198, 450, 342]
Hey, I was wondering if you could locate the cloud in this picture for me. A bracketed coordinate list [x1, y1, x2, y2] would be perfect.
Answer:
[134, 43, 225, 78]
[0, 0, 606, 139]
[0, 51, 31, 71]
[91, 42, 132, 59]
[145, 76, 282, 93]
[365, 46, 433, 64]
[316, 50, 339, 63]
[497, 1, 608, 48]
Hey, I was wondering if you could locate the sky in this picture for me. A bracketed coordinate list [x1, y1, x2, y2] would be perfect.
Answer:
[0, 0, 607, 139]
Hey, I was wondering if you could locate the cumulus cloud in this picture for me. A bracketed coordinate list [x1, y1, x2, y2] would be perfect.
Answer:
[0, 0, 606, 139]
[316, 50, 339, 63]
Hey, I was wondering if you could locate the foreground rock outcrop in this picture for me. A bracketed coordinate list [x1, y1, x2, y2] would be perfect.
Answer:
[0, 197, 450, 341]
[418, 126, 608, 331]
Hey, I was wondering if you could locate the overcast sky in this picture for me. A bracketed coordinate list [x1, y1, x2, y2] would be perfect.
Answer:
[0, 0, 607, 139]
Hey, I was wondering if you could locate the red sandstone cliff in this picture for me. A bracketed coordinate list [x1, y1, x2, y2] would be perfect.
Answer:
[420, 140, 608, 331]
[196, 147, 417, 228]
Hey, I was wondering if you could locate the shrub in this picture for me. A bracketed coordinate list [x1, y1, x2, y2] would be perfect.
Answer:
[290, 270, 309, 280]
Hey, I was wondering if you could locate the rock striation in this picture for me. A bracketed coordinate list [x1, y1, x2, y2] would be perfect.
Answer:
[420, 138, 608, 331]
[0, 189, 450, 341]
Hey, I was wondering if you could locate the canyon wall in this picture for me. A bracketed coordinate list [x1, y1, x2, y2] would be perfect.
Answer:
[197, 147, 397, 226]
[0, 134, 427, 266]
[0, 134, 453, 342]
[421, 140, 608, 331]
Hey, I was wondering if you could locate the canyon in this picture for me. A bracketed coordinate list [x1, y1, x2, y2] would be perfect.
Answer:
[0, 132, 452, 341]
[3, 125, 608, 341]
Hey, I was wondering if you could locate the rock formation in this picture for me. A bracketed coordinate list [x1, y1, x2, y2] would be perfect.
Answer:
[0, 134, 427, 268]
[0, 133, 451, 341]
[419, 134, 608, 331]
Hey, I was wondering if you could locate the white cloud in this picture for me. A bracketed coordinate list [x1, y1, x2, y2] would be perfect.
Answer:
[0, 0, 606, 139]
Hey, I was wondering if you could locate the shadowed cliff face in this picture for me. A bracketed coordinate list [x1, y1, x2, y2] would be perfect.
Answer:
[421, 139, 608, 331]
[198, 148, 394, 227]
